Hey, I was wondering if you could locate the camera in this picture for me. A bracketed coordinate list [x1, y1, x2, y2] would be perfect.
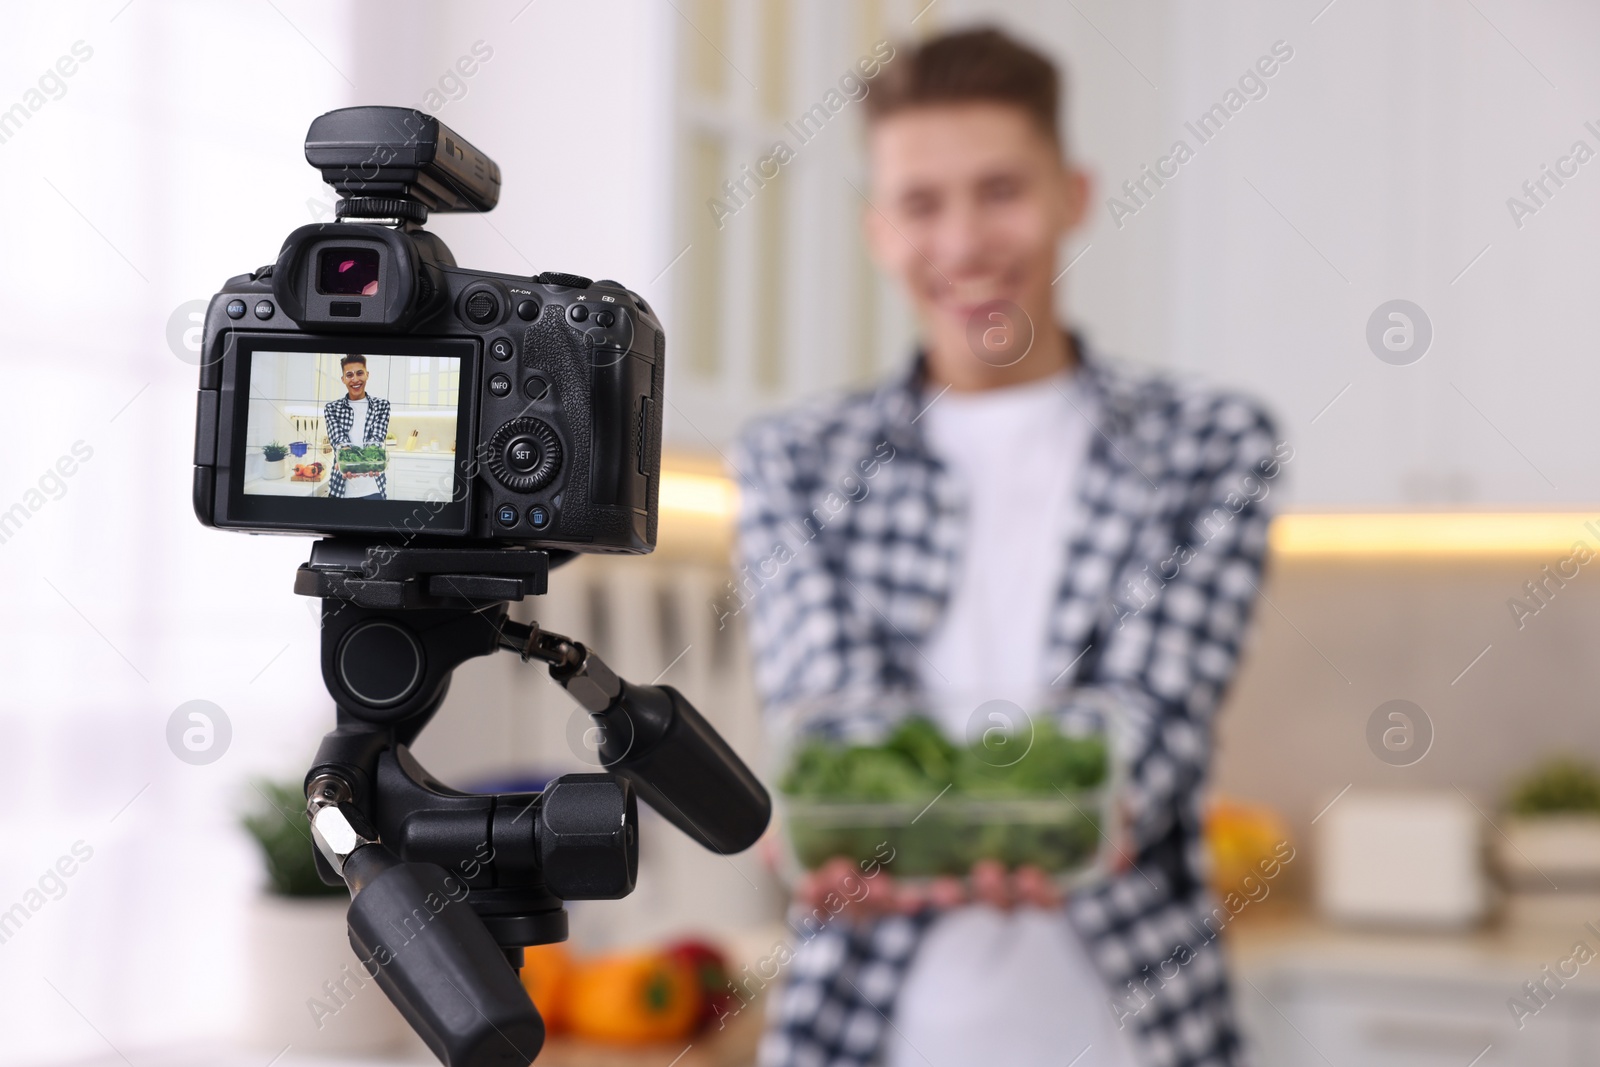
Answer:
[191, 105, 664, 552]
[186, 107, 769, 1067]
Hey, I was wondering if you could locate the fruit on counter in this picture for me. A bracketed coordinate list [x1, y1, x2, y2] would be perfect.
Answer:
[291, 461, 324, 479]
[564, 951, 701, 1045]
[664, 938, 733, 1028]
[1204, 797, 1290, 897]
[518, 942, 574, 1033]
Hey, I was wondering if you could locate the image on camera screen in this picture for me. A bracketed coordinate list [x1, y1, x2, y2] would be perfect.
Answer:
[243, 350, 460, 503]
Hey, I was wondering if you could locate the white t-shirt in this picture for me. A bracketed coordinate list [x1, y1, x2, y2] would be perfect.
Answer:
[341, 397, 380, 499]
[885, 369, 1143, 1067]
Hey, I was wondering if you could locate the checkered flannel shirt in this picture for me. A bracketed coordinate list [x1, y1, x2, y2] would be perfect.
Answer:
[730, 342, 1281, 1067]
[324, 394, 391, 499]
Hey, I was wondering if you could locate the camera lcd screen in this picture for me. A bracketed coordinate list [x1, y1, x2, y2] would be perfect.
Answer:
[318, 247, 381, 296]
[243, 350, 461, 504]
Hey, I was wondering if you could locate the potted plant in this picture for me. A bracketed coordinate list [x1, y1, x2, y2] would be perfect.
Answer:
[1498, 759, 1600, 891]
[239, 779, 406, 1054]
[261, 441, 289, 480]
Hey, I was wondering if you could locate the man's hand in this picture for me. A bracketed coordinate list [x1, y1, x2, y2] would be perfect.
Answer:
[795, 856, 1062, 919]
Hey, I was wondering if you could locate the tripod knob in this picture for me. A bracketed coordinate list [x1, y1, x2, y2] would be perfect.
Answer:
[537, 774, 638, 899]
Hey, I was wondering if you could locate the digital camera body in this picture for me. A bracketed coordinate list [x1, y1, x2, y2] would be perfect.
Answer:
[192, 106, 664, 553]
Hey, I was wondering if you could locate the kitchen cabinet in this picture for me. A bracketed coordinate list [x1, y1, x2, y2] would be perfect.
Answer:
[385, 450, 454, 500]
[1232, 915, 1600, 1065]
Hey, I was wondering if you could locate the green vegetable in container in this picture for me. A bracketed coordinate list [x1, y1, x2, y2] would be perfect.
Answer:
[780, 714, 1110, 876]
[336, 444, 388, 475]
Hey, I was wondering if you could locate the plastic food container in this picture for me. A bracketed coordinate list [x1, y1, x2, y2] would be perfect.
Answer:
[336, 445, 388, 474]
[774, 696, 1115, 886]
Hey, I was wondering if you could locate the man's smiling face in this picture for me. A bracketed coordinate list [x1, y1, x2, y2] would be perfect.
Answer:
[342, 362, 368, 400]
[862, 102, 1089, 383]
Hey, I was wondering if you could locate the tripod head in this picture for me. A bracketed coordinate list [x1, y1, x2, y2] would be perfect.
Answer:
[298, 538, 771, 1067]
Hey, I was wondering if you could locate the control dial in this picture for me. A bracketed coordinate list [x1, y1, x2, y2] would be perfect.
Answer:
[487, 417, 562, 492]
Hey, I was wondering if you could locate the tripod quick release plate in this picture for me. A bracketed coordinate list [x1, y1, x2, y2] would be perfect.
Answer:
[294, 539, 555, 609]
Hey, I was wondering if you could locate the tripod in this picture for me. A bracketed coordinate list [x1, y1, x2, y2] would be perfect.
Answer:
[296, 538, 771, 1067]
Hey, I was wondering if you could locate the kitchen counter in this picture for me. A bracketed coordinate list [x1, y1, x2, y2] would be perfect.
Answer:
[242, 449, 454, 500]
[1227, 903, 1600, 1065]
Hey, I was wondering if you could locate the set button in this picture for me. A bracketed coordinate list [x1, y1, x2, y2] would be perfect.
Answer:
[505, 435, 541, 474]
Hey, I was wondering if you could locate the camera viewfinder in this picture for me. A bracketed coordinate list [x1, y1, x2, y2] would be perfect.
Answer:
[318, 247, 381, 296]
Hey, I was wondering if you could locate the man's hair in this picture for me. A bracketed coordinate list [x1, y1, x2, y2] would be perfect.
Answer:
[864, 27, 1063, 150]
[340, 354, 366, 370]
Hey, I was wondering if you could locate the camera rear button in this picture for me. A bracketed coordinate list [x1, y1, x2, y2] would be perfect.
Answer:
[524, 375, 549, 401]
[505, 435, 541, 474]
[466, 291, 499, 323]
[253, 300, 274, 319]
[490, 337, 514, 361]
[517, 299, 540, 321]
[569, 304, 588, 322]
[527, 505, 552, 530]
[595, 310, 615, 328]
[488, 374, 512, 398]
[496, 503, 519, 528]
[226, 299, 247, 319]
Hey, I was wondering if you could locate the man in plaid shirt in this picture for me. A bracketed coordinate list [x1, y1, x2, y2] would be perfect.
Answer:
[324, 353, 390, 500]
[732, 28, 1285, 1067]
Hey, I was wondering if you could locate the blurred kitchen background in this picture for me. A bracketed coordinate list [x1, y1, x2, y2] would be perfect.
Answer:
[4, 0, 1600, 1064]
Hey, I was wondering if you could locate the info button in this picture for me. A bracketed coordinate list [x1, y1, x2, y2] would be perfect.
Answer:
[505, 435, 541, 474]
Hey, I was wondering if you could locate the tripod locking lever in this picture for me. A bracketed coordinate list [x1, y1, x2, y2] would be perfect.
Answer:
[497, 621, 773, 855]
[306, 777, 546, 1067]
